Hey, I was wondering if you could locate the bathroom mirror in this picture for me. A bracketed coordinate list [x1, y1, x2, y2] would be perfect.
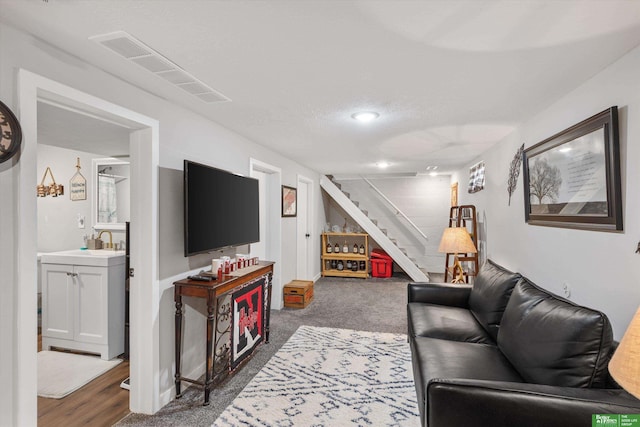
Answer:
[92, 157, 130, 231]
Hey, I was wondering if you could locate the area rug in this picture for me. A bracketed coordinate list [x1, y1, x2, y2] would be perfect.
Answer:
[213, 325, 420, 427]
[37, 350, 122, 399]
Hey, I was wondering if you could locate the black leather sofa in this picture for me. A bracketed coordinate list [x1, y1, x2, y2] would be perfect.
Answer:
[408, 259, 640, 427]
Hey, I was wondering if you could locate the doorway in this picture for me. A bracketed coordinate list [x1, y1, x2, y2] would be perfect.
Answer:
[249, 158, 283, 309]
[16, 70, 160, 424]
[296, 175, 314, 280]
[35, 101, 131, 421]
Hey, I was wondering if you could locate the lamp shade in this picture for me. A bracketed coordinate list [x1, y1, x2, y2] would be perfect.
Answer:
[609, 307, 640, 399]
[437, 227, 477, 254]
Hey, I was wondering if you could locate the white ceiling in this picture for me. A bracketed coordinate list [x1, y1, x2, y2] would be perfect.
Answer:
[3, 0, 640, 175]
[37, 101, 131, 157]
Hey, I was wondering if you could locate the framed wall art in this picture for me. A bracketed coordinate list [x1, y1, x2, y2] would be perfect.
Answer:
[281, 185, 297, 217]
[231, 278, 265, 370]
[468, 161, 485, 193]
[522, 106, 622, 231]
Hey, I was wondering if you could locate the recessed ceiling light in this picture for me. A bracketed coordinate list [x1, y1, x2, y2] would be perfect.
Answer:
[351, 111, 380, 123]
[376, 161, 390, 169]
[425, 165, 438, 171]
[429, 171, 438, 177]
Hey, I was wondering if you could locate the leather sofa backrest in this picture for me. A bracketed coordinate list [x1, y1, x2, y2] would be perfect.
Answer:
[498, 278, 614, 388]
[468, 260, 522, 341]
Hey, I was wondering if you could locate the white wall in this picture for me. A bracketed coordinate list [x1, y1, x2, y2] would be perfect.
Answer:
[330, 175, 451, 273]
[36, 145, 129, 252]
[452, 44, 640, 340]
[0, 22, 324, 424]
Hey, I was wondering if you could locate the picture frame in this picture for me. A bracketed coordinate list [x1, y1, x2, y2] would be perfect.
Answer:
[468, 161, 485, 193]
[522, 106, 622, 231]
[281, 185, 297, 217]
[231, 277, 264, 370]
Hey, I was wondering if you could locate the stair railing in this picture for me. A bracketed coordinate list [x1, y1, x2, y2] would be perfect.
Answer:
[361, 177, 428, 241]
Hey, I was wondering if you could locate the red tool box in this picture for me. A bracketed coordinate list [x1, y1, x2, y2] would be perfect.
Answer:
[370, 249, 393, 278]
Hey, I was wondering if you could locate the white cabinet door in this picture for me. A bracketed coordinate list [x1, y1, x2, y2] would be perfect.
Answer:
[41, 264, 74, 340]
[41, 260, 123, 359]
[74, 265, 108, 345]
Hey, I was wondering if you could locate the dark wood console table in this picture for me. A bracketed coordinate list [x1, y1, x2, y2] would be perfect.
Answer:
[173, 261, 274, 405]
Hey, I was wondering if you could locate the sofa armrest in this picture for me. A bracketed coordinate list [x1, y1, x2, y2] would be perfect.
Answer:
[427, 379, 640, 427]
[407, 282, 472, 308]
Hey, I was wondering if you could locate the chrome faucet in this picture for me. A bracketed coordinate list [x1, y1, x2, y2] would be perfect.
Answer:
[98, 230, 114, 249]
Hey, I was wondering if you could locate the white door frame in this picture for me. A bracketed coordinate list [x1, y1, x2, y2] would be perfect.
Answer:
[16, 70, 160, 421]
[296, 175, 314, 280]
[249, 158, 282, 309]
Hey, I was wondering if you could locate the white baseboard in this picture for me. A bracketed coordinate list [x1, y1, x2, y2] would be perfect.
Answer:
[159, 360, 206, 408]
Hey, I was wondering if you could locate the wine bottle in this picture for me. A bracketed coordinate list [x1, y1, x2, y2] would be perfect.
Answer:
[353, 244, 358, 254]
[359, 244, 365, 255]
[326, 242, 332, 253]
[334, 243, 340, 253]
[342, 241, 348, 253]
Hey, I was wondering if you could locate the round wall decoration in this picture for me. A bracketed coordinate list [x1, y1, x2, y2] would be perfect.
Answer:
[0, 100, 23, 164]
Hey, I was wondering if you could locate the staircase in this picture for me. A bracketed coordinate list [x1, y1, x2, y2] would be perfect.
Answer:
[320, 175, 429, 282]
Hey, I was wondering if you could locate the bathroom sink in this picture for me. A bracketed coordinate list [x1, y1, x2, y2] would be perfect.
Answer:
[40, 249, 126, 266]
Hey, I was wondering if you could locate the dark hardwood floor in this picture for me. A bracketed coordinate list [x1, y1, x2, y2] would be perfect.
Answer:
[38, 333, 131, 426]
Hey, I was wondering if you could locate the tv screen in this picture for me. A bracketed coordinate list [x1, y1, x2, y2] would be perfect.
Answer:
[184, 160, 260, 256]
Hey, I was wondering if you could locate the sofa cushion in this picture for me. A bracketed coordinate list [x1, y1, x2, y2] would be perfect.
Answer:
[468, 260, 522, 341]
[498, 278, 614, 388]
[408, 303, 495, 344]
[411, 336, 524, 418]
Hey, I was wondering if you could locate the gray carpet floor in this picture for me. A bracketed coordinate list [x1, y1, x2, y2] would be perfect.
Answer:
[116, 273, 435, 426]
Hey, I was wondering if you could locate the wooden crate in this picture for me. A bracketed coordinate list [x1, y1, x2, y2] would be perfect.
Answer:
[283, 280, 314, 309]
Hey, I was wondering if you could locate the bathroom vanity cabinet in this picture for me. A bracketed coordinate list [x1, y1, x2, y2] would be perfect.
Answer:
[40, 250, 125, 360]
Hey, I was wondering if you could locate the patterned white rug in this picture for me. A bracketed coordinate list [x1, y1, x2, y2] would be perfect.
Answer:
[213, 325, 420, 427]
[38, 350, 122, 399]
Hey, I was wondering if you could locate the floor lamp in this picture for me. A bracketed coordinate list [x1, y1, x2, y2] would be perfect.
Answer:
[438, 227, 477, 284]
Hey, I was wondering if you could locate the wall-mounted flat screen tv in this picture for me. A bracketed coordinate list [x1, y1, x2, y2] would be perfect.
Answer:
[184, 160, 260, 257]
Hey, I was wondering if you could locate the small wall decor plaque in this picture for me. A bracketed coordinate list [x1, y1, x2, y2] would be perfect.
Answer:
[37, 166, 64, 197]
[70, 157, 87, 201]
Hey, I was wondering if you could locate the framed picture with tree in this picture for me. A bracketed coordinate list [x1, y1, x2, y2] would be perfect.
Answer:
[522, 107, 622, 231]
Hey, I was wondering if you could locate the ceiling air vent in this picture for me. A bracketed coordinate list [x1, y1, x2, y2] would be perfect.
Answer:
[90, 31, 231, 104]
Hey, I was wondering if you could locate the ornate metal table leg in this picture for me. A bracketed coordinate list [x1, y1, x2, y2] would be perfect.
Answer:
[174, 289, 183, 398]
[204, 292, 215, 406]
[265, 272, 273, 343]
